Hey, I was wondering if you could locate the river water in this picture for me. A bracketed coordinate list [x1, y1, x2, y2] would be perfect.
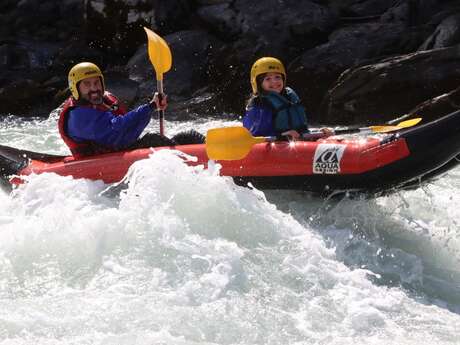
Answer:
[0, 113, 459, 344]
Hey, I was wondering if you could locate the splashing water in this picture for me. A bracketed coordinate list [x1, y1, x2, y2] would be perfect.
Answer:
[0, 115, 459, 344]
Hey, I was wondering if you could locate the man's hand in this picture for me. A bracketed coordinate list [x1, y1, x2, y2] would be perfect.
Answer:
[151, 92, 168, 110]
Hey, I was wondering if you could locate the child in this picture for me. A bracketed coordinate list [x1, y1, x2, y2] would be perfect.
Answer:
[243, 57, 331, 139]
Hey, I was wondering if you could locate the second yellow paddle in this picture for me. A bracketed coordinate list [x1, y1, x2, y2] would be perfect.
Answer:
[206, 118, 422, 160]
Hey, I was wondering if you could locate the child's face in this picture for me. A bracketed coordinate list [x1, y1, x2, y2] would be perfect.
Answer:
[261, 72, 284, 93]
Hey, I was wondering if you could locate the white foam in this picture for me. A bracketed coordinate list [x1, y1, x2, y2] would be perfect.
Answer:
[1, 118, 459, 344]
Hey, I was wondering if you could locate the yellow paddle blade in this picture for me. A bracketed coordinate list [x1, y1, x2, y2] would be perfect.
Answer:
[369, 117, 422, 133]
[396, 117, 422, 127]
[206, 127, 266, 160]
[144, 27, 172, 81]
[369, 125, 404, 133]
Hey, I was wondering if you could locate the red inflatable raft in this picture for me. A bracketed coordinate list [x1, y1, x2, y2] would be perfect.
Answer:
[1, 110, 460, 195]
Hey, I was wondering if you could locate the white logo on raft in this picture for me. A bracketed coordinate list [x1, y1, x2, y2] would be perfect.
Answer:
[313, 144, 346, 174]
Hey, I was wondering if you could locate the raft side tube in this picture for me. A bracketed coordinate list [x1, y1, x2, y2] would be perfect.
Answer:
[0, 144, 66, 181]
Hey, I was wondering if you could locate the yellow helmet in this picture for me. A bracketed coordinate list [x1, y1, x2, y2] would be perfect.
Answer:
[68, 62, 105, 100]
[250, 57, 286, 94]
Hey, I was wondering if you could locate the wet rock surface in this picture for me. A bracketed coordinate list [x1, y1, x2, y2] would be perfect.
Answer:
[1, 0, 460, 125]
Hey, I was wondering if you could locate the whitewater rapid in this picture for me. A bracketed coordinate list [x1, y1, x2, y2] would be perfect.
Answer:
[0, 114, 459, 344]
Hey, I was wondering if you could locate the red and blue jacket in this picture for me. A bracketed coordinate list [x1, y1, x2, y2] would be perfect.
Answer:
[58, 92, 153, 158]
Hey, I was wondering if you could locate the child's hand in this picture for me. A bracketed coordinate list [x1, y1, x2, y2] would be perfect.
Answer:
[281, 130, 301, 139]
[319, 127, 334, 137]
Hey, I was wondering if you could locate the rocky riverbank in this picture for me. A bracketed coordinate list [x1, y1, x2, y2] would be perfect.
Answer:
[1, 0, 460, 125]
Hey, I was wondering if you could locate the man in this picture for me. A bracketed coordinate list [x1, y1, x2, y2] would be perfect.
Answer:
[59, 62, 172, 158]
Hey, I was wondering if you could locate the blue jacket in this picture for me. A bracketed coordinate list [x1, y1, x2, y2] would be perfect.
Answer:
[243, 87, 309, 137]
[67, 103, 153, 150]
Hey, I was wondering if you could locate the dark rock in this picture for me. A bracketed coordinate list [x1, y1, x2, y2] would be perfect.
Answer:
[58, 0, 84, 26]
[408, 86, 460, 123]
[234, 0, 337, 56]
[0, 79, 50, 115]
[289, 22, 430, 121]
[196, 0, 230, 4]
[1, 0, 460, 122]
[84, 0, 155, 63]
[419, 13, 460, 50]
[16, 0, 39, 12]
[152, 0, 194, 33]
[54, 41, 105, 71]
[328, 0, 396, 17]
[381, 0, 439, 26]
[0, 0, 17, 12]
[127, 30, 223, 117]
[320, 45, 460, 125]
[0, 43, 29, 70]
[196, 4, 241, 40]
[104, 71, 139, 108]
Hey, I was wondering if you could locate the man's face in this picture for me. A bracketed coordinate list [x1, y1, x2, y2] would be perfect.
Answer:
[78, 76, 103, 104]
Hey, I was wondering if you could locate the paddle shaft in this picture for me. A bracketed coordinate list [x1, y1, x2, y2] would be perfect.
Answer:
[268, 124, 411, 142]
[157, 80, 165, 136]
[214, 126, 400, 148]
[279, 128, 375, 141]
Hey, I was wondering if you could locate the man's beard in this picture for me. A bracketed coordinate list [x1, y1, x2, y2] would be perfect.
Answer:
[82, 90, 103, 105]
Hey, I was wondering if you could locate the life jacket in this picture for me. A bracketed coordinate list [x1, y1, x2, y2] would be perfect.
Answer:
[259, 87, 308, 133]
[58, 92, 127, 158]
